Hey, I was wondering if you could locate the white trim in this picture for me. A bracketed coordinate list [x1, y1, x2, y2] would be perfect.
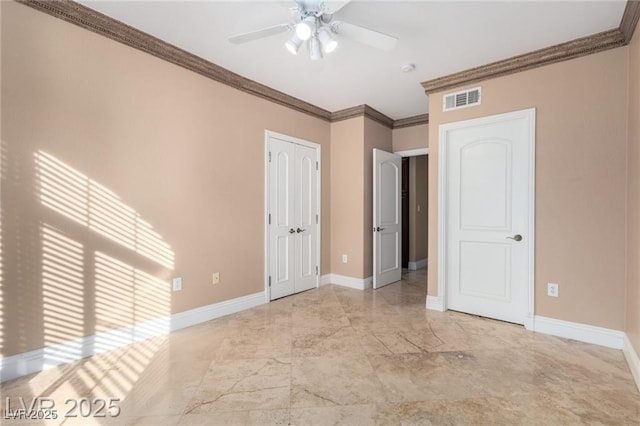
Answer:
[0, 292, 264, 383]
[264, 130, 322, 302]
[437, 108, 536, 324]
[319, 274, 332, 286]
[317, 273, 372, 290]
[408, 258, 427, 270]
[264, 135, 270, 303]
[425, 295, 445, 311]
[531, 316, 624, 349]
[623, 334, 640, 392]
[394, 148, 429, 157]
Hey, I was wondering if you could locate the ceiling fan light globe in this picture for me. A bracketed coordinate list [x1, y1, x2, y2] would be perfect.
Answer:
[318, 28, 337, 53]
[285, 34, 303, 55]
[295, 17, 315, 41]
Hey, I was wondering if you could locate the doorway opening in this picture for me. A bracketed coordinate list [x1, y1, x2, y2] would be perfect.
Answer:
[401, 154, 428, 273]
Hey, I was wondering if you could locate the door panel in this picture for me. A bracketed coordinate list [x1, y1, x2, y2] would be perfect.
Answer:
[269, 138, 295, 300]
[294, 144, 317, 293]
[458, 241, 511, 301]
[373, 149, 402, 289]
[460, 141, 511, 230]
[443, 110, 534, 325]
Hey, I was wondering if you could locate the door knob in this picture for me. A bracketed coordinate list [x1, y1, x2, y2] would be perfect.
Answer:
[289, 228, 295, 234]
[506, 234, 523, 242]
[376, 227, 385, 232]
[296, 228, 305, 233]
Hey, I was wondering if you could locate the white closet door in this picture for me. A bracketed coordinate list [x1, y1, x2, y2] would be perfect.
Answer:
[268, 134, 319, 300]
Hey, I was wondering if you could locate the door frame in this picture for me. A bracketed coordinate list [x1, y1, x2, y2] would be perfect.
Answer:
[436, 108, 536, 329]
[264, 130, 322, 303]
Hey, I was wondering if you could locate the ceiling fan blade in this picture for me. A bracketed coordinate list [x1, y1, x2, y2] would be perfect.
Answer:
[322, 0, 352, 14]
[332, 21, 398, 51]
[229, 24, 291, 44]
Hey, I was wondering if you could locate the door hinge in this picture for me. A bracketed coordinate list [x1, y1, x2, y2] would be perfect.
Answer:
[316, 161, 318, 170]
[269, 152, 272, 162]
[268, 213, 271, 224]
[315, 266, 319, 276]
[316, 214, 318, 224]
[268, 276, 271, 287]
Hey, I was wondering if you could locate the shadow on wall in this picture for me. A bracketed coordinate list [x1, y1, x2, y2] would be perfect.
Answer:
[1, 141, 175, 399]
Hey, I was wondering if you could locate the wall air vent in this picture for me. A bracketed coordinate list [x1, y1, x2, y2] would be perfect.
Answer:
[443, 87, 482, 112]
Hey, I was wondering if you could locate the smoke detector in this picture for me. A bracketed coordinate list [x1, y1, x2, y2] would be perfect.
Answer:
[401, 63, 416, 73]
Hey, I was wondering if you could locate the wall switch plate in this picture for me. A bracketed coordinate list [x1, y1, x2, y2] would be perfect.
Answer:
[547, 282, 559, 298]
[212, 272, 220, 285]
[342, 254, 348, 263]
[172, 277, 183, 292]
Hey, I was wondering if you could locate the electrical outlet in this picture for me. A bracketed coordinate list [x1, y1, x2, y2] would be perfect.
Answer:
[212, 272, 220, 285]
[172, 277, 183, 292]
[342, 254, 348, 263]
[547, 282, 559, 298]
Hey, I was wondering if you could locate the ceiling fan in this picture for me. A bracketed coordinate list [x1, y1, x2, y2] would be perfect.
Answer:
[228, 0, 398, 60]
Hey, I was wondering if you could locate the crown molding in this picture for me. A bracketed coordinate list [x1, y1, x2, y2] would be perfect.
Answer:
[392, 114, 429, 129]
[421, 0, 640, 95]
[17, 0, 333, 122]
[620, 0, 640, 44]
[420, 29, 625, 95]
[331, 105, 395, 129]
[331, 105, 368, 122]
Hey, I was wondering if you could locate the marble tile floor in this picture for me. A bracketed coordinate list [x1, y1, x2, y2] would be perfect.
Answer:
[2, 269, 639, 425]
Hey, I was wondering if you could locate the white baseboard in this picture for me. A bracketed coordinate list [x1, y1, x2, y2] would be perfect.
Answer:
[531, 316, 624, 349]
[318, 273, 372, 290]
[623, 334, 640, 392]
[426, 295, 445, 312]
[408, 258, 427, 271]
[0, 292, 264, 383]
[319, 274, 332, 286]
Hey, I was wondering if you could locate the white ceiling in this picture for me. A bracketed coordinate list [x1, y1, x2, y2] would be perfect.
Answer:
[79, 1, 627, 119]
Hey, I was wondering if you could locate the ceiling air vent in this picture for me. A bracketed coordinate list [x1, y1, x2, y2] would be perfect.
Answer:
[443, 87, 482, 112]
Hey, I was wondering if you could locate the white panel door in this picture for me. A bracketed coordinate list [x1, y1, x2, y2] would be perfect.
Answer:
[443, 109, 534, 325]
[268, 134, 319, 300]
[269, 137, 295, 300]
[373, 149, 402, 289]
[294, 144, 318, 293]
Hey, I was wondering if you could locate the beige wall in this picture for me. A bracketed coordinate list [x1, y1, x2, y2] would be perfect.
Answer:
[409, 155, 428, 263]
[627, 26, 640, 353]
[330, 117, 364, 278]
[1, 2, 331, 357]
[392, 124, 428, 152]
[363, 118, 393, 278]
[329, 117, 392, 280]
[427, 47, 629, 330]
